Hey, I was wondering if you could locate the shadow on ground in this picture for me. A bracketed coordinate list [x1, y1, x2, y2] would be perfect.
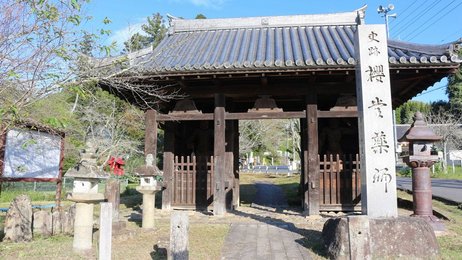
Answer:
[229, 208, 326, 258]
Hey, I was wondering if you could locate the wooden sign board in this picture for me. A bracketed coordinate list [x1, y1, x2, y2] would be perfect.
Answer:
[2, 129, 63, 181]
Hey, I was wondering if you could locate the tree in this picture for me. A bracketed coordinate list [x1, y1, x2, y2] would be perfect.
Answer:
[447, 53, 462, 116]
[426, 108, 462, 171]
[0, 1, 178, 172]
[195, 14, 207, 19]
[123, 12, 167, 53]
[395, 101, 431, 124]
[239, 119, 300, 166]
[0, 0, 94, 130]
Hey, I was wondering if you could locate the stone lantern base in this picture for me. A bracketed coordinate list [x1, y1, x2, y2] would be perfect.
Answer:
[136, 186, 162, 229]
[68, 193, 105, 253]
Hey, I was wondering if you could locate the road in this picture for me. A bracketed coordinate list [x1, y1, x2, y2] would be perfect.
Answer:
[396, 177, 462, 204]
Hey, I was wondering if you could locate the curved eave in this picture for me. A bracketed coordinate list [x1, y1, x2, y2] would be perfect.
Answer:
[116, 62, 459, 81]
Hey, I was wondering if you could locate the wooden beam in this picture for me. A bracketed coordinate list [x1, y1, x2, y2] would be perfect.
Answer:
[226, 111, 305, 120]
[158, 113, 214, 121]
[317, 111, 358, 118]
[157, 110, 358, 121]
[144, 110, 158, 157]
[162, 122, 175, 211]
[213, 94, 226, 216]
[305, 94, 320, 215]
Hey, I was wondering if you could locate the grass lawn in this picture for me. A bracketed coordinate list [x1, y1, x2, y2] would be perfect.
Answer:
[399, 163, 462, 180]
[0, 173, 460, 259]
[397, 190, 462, 259]
[240, 173, 301, 206]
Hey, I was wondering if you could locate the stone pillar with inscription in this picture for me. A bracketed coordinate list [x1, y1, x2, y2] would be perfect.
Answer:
[322, 24, 440, 259]
[355, 24, 398, 218]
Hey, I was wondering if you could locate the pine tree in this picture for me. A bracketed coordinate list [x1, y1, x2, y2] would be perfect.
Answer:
[142, 13, 167, 49]
[123, 13, 167, 53]
[195, 14, 207, 19]
[447, 60, 462, 116]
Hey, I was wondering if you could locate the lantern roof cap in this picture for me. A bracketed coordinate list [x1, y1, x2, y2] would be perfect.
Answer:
[398, 112, 442, 142]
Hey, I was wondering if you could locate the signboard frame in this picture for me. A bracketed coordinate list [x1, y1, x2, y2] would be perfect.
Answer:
[0, 125, 65, 207]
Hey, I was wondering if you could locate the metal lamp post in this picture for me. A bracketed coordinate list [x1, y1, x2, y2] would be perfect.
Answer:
[377, 4, 397, 37]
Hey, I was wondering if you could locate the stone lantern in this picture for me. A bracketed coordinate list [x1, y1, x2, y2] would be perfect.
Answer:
[135, 153, 163, 229]
[399, 112, 442, 223]
[66, 143, 108, 253]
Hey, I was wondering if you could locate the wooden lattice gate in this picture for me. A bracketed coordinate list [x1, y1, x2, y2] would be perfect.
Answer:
[319, 154, 361, 211]
[172, 155, 214, 209]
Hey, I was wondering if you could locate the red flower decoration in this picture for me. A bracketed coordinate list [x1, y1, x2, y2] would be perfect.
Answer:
[108, 156, 125, 176]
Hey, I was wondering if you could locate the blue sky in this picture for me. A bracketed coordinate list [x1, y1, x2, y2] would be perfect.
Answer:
[84, 0, 462, 103]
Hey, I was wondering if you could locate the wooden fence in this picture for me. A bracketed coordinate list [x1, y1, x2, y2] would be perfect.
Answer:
[319, 154, 361, 211]
[172, 155, 214, 208]
[171, 153, 360, 211]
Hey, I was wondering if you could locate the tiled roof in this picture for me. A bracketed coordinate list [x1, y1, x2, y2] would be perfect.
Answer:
[107, 8, 461, 75]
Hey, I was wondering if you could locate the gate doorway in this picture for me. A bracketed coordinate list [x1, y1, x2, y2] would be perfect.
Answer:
[171, 155, 214, 209]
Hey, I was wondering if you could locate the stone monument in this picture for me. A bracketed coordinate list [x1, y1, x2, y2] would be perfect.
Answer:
[3, 195, 33, 242]
[322, 24, 440, 259]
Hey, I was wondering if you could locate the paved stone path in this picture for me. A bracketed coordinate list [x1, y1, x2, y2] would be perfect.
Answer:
[252, 181, 288, 208]
[221, 223, 312, 260]
[221, 181, 312, 259]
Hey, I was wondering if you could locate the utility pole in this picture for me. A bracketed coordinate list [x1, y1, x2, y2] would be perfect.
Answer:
[377, 4, 397, 38]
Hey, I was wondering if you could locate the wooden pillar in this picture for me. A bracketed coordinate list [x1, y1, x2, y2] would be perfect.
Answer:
[233, 120, 240, 209]
[213, 94, 226, 216]
[305, 94, 320, 215]
[145, 109, 158, 157]
[299, 118, 307, 208]
[225, 120, 235, 210]
[162, 122, 175, 211]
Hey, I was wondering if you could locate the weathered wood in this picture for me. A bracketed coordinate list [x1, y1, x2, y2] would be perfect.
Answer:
[225, 120, 234, 210]
[319, 153, 361, 209]
[104, 179, 120, 221]
[145, 109, 158, 157]
[299, 118, 307, 208]
[305, 94, 320, 215]
[156, 110, 357, 122]
[55, 134, 65, 209]
[169, 211, 189, 260]
[317, 111, 357, 118]
[99, 202, 113, 260]
[213, 93, 226, 216]
[158, 113, 213, 121]
[226, 111, 304, 120]
[233, 120, 240, 209]
[162, 122, 175, 210]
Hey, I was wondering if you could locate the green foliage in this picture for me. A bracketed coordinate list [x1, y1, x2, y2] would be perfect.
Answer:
[195, 14, 207, 19]
[432, 163, 462, 180]
[397, 166, 412, 177]
[239, 119, 299, 165]
[123, 154, 145, 182]
[395, 101, 431, 124]
[123, 33, 151, 53]
[447, 60, 462, 116]
[123, 12, 167, 53]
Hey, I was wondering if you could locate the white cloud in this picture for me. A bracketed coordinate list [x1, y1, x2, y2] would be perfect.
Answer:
[172, 0, 227, 9]
[107, 21, 146, 50]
